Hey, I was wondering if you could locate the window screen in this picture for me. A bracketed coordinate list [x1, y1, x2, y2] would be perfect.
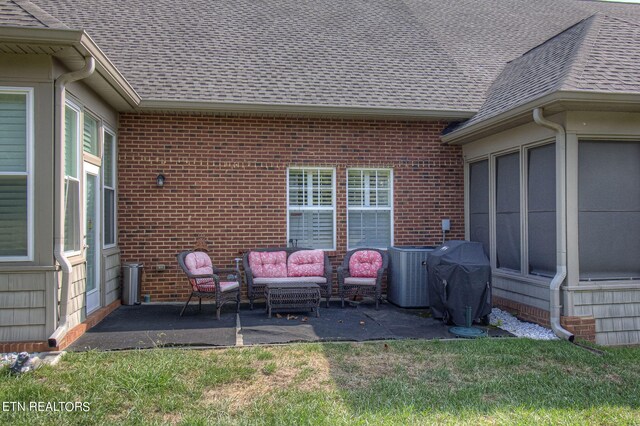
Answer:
[527, 144, 556, 278]
[347, 169, 392, 249]
[0, 92, 29, 257]
[468, 160, 490, 257]
[495, 152, 521, 271]
[578, 141, 640, 280]
[288, 168, 335, 250]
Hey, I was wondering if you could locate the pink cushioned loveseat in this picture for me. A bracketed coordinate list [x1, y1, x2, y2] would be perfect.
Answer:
[243, 247, 333, 309]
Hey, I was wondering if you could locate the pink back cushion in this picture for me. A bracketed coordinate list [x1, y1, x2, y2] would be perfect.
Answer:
[249, 251, 288, 278]
[185, 252, 214, 290]
[349, 250, 383, 278]
[287, 249, 325, 277]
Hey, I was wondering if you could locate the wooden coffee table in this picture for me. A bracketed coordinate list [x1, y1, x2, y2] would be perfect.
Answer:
[265, 282, 321, 318]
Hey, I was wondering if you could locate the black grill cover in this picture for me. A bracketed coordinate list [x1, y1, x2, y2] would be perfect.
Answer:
[426, 240, 492, 326]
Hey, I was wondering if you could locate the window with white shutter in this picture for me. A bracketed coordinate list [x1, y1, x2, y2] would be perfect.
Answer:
[347, 169, 393, 249]
[287, 168, 335, 250]
[0, 88, 33, 260]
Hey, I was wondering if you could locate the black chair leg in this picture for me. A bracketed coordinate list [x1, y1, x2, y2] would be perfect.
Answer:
[199, 297, 202, 312]
[180, 293, 193, 316]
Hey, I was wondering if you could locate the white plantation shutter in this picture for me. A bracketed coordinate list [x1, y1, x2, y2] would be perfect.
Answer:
[0, 91, 30, 258]
[347, 169, 392, 249]
[0, 176, 28, 256]
[83, 113, 99, 156]
[288, 168, 335, 250]
[0, 94, 27, 172]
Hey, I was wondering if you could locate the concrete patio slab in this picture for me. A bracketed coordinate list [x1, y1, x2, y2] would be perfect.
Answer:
[68, 302, 511, 351]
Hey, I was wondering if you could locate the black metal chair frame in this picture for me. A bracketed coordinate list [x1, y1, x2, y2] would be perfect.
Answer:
[337, 248, 389, 310]
[176, 250, 241, 320]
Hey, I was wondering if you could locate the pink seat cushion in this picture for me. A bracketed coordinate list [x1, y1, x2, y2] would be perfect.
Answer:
[249, 251, 288, 278]
[185, 252, 214, 290]
[349, 250, 383, 278]
[287, 250, 325, 277]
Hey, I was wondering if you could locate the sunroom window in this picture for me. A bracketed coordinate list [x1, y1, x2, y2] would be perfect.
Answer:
[578, 141, 640, 280]
[287, 168, 335, 250]
[468, 160, 490, 257]
[0, 89, 32, 259]
[64, 104, 81, 253]
[103, 129, 116, 247]
[495, 152, 521, 272]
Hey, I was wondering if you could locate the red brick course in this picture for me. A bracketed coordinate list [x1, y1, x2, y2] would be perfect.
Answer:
[493, 296, 596, 342]
[118, 114, 464, 301]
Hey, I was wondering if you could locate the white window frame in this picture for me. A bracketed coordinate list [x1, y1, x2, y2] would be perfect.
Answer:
[286, 167, 336, 251]
[64, 100, 82, 256]
[0, 87, 34, 261]
[346, 168, 394, 250]
[102, 127, 117, 249]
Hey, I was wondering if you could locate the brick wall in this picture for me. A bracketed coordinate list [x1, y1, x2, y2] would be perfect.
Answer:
[494, 296, 596, 342]
[118, 114, 464, 301]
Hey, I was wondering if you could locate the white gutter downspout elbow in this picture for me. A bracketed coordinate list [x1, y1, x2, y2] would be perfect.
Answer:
[532, 108, 574, 342]
[49, 57, 95, 348]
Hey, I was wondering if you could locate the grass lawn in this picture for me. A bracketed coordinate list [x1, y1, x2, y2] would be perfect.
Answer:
[1, 339, 639, 425]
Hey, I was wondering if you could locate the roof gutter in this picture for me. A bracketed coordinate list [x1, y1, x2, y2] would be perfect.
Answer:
[0, 27, 140, 109]
[532, 107, 574, 342]
[49, 56, 95, 348]
[443, 91, 640, 145]
[139, 99, 476, 120]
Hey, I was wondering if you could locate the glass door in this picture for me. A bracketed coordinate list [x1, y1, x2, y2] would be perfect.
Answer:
[85, 163, 101, 314]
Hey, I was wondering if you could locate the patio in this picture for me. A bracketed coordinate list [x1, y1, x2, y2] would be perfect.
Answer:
[69, 302, 511, 351]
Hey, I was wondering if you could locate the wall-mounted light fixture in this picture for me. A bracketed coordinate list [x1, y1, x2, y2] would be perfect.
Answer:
[156, 173, 165, 187]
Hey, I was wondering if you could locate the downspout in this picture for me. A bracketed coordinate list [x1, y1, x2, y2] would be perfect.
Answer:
[532, 108, 574, 342]
[49, 57, 95, 348]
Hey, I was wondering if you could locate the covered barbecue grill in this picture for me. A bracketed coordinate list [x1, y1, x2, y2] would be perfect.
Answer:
[426, 240, 492, 326]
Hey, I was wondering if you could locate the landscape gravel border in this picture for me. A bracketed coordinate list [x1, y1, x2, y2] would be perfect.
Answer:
[490, 308, 558, 340]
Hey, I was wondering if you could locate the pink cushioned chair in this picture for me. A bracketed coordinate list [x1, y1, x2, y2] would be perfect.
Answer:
[337, 248, 389, 309]
[176, 250, 241, 319]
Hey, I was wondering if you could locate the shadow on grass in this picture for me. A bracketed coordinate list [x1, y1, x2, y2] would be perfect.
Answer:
[234, 339, 640, 425]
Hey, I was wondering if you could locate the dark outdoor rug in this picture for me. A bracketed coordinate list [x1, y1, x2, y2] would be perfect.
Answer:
[69, 302, 512, 351]
[239, 302, 511, 345]
[68, 304, 237, 351]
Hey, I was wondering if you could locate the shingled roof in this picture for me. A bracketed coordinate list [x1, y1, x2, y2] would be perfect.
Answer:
[451, 13, 640, 133]
[0, 0, 66, 29]
[2, 0, 640, 114]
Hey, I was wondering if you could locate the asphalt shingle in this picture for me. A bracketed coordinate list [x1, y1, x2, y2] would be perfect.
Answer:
[0, 0, 67, 29]
[453, 13, 640, 132]
[3, 0, 640, 111]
